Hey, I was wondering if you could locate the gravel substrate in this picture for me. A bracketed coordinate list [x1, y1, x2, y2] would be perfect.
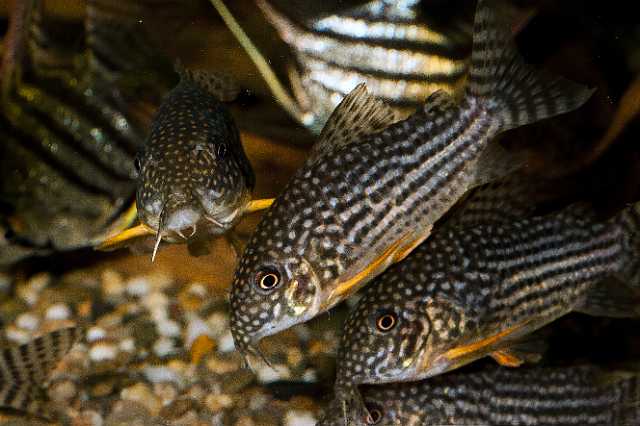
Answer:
[0, 267, 342, 425]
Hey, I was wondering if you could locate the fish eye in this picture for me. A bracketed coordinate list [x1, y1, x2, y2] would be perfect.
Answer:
[217, 144, 227, 158]
[365, 404, 383, 424]
[255, 267, 281, 292]
[376, 311, 397, 332]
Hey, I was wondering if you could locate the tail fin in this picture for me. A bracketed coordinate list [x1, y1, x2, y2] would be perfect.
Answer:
[467, 0, 595, 132]
[0, 327, 83, 416]
[614, 202, 640, 287]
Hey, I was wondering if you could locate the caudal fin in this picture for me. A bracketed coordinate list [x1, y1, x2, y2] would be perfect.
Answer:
[614, 202, 640, 287]
[467, 0, 595, 131]
[0, 327, 82, 416]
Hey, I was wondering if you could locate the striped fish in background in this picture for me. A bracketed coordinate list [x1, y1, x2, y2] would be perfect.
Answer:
[256, 0, 471, 132]
[0, 0, 174, 266]
[318, 365, 640, 426]
[0, 327, 82, 417]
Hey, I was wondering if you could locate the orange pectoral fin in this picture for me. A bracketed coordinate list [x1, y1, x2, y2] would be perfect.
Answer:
[442, 321, 532, 366]
[323, 238, 406, 311]
[95, 223, 155, 251]
[490, 350, 525, 367]
[245, 198, 275, 214]
[392, 225, 433, 263]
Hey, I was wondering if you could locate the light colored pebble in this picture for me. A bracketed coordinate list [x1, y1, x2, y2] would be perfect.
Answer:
[185, 315, 213, 348]
[119, 337, 136, 353]
[157, 319, 181, 338]
[302, 369, 318, 383]
[143, 366, 184, 386]
[153, 382, 177, 406]
[72, 410, 104, 426]
[217, 331, 235, 353]
[18, 272, 50, 306]
[256, 364, 291, 384]
[45, 303, 71, 320]
[284, 410, 317, 426]
[89, 342, 118, 362]
[16, 312, 39, 331]
[121, 383, 162, 416]
[205, 394, 233, 413]
[86, 326, 107, 342]
[49, 379, 77, 402]
[126, 276, 150, 297]
[206, 356, 240, 375]
[187, 282, 208, 298]
[5, 325, 31, 344]
[248, 392, 269, 411]
[153, 337, 177, 357]
[206, 312, 229, 338]
[142, 291, 169, 319]
[101, 269, 125, 300]
[287, 347, 303, 367]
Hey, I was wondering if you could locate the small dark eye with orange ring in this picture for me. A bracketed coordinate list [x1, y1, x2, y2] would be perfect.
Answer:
[365, 404, 383, 424]
[255, 267, 281, 292]
[376, 311, 398, 332]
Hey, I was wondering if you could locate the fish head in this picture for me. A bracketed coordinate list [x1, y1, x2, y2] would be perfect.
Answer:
[135, 132, 252, 244]
[338, 285, 469, 386]
[229, 244, 321, 364]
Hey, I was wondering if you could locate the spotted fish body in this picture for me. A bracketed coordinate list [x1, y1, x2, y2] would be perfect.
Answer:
[230, 0, 594, 361]
[336, 201, 640, 393]
[258, 0, 471, 131]
[136, 68, 255, 246]
[318, 366, 640, 426]
[0, 327, 82, 416]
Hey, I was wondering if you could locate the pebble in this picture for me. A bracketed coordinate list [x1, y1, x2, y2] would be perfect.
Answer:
[185, 315, 213, 347]
[284, 410, 317, 426]
[17, 272, 50, 306]
[5, 324, 31, 344]
[153, 337, 177, 357]
[101, 269, 125, 301]
[89, 342, 118, 362]
[256, 363, 291, 384]
[157, 318, 182, 338]
[121, 383, 162, 416]
[206, 312, 229, 338]
[86, 326, 107, 342]
[217, 331, 235, 353]
[45, 303, 72, 320]
[143, 366, 184, 386]
[153, 382, 178, 406]
[15, 312, 39, 331]
[72, 410, 104, 426]
[205, 394, 233, 413]
[206, 355, 240, 375]
[125, 276, 150, 297]
[119, 337, 136, 353]
[49, 379, 77, 403]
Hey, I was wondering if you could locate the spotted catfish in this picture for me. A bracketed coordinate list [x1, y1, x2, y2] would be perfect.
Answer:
[318, 366, 640, 426]
[230, 0, 594, 361]
[97, 66, 274, 260]
[0, 327, 82, 417]
[336, 200, 640, 398]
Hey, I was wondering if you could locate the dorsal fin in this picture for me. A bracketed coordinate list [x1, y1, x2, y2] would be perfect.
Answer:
[175, 61, 240, 102]
[0, 327, 83, 415]
[309, 83, 398, 160]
